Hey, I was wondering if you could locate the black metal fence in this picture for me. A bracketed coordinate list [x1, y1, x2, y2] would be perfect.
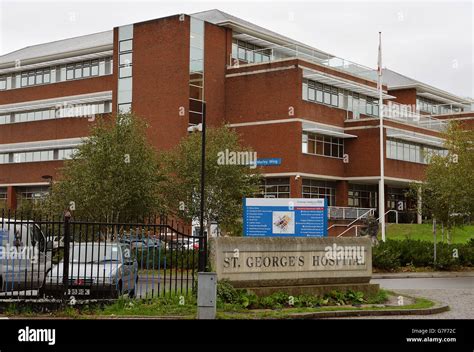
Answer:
[0, 210, 203, 302]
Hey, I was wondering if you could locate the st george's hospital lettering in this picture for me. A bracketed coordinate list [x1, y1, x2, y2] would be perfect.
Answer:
[223, 254, 364, 269]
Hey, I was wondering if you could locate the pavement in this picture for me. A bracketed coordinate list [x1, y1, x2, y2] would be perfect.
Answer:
[345, 273, 474, 319]
[372, 271, 474, 279]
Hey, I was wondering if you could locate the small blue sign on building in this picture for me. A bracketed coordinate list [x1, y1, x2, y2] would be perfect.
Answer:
[256, 158, 281, 166]
[243, 198, 328, 237]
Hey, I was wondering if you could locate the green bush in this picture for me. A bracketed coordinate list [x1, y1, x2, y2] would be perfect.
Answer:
[216, 280, 375, 309]
[372, 240, 400, 271]
[372, 238, 474, 271]
[135, 248, 198, 270]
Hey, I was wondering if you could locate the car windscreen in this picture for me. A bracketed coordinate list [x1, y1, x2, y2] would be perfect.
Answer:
[71, 245, 121, 263]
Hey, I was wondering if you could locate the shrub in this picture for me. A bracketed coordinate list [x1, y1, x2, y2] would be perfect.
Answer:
[372, 240, 400, 271]
[216, 280, 239, 305]
[216, 281, 378, 309]
[135, 248, 198, 270]
[372, 238, 474, 271]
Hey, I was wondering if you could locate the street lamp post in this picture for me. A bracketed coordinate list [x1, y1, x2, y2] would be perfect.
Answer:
[198, 102, 207, 272]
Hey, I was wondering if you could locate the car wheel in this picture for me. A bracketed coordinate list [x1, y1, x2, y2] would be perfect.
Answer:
[128, 276, 138, 298]
[114, 280, 123, 298]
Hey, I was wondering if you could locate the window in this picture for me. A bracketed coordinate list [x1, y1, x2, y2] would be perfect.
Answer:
[118, 103, 131, 113]
[91, 60, 99, 76]
[36, 70, 43, 84]
[66, 65, 74, 80]
[302, 80, 308, 100]
[323, 85, 331, 105]
[260, 178, 290, 198]
[308, 81, 315, 101]
[231, 39, 271, 64]
[0, 188, 6, 209]
[331, 87, 338, 106]
[302, 132, 344, 158]
[119, 40, 133, 52]
[0, 154, 9, 164]
[58, 148, 77, 160]
[2, 102, 110, 125]
[0, 77, 7, 90]
[348, 184, 377, 208]
[302, 79, 379, 117]
[302, 179, 336, 206]
[21, 73, 28, 87]
[16, 186, 50, 208]
[386, 138, 447, 164]
[119, 53, 132, 66]
[6, 58, 112, 90]
[0, 114, 10, 125]
[13, 150, 54, 163]
[28, 72, 35, 85]
[83, 62, 91, 77]
[119, 66, 132, 78]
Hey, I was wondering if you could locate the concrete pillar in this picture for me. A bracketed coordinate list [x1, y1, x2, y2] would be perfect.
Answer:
[6, 186, 16, 210]
[417, 187, 423, 224]
[290, 175, 302, 198]
[335, 180, 349, 207]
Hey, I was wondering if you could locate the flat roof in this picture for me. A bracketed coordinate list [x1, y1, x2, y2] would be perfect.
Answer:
[381, 68, 472, 105]
[0, 30, 113, 68]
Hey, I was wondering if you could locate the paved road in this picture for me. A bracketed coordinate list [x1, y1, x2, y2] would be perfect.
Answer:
[351, 277, 474, 319]
[372, 277, 474, 290]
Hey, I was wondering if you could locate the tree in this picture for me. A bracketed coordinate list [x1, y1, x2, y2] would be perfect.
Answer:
[47, 113, 163, 222]
[412, 122, 474, 242]
[159, 126, 262, 235]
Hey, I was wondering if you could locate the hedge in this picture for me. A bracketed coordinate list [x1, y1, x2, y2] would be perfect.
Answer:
[372, 239, 474, 271]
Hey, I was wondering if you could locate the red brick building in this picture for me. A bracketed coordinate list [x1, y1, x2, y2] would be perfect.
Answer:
[0, 10, 472, 231]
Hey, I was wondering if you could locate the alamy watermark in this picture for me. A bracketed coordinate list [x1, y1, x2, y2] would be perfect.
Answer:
[217, 149, 258, 169]
[324, 244, 365, 264]
[0, 244, 39, 263]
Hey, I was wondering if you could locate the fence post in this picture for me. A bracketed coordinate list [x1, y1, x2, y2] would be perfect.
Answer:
[62, 211, 71, 300]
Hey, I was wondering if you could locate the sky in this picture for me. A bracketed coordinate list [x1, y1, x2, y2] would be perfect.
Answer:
[0, 0, 472, 98]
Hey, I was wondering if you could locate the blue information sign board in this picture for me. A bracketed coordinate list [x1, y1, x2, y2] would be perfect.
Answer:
[243, 198, 328, 237]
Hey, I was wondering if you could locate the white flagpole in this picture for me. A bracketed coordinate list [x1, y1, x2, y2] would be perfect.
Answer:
[378, 31, 386, 242]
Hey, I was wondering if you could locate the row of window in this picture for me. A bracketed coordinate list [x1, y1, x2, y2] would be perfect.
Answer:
[0, 58, 113, 90]
[386, 138, 448, 164]
[302, 179, 336, 206]
[117, 24, 134, 114]
[0, 148, 77, 164]
[0, 101, 111, 125]
[416, 96, 463, 115]
[302, 79, 379, 117]
[231, 39, 271, 64]
[302, 132, 344, 158]
[260, 178, 410, 209]
[348, 184, 378, 208]
[189, 18, 205, 126]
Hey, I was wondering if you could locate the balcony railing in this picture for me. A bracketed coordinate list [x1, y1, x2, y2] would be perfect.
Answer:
[328, 206, 375, 220]
[230, 42, 377, 83]
[382, 102, 447, 131]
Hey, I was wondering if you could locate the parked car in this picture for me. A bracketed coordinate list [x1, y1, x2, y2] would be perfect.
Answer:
[120, 237, 161, 250]
[40, 242, 138, 299]
[167, 238, 199, 251]
[0, 218, 51, 292]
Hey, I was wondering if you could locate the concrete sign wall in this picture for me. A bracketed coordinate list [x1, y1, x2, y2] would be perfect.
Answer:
[209, 237, 373, 292]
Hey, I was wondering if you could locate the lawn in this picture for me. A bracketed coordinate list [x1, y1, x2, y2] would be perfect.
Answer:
[381, 224, 474, 244]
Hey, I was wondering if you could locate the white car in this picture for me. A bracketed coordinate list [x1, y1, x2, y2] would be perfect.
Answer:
[41, 242, 138, 299]
[0, 218, 51, 292]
